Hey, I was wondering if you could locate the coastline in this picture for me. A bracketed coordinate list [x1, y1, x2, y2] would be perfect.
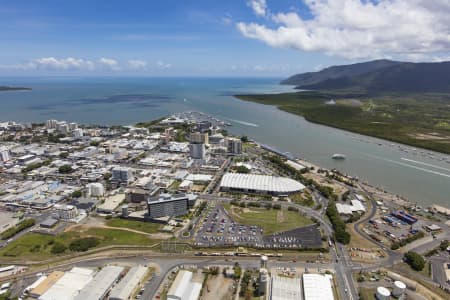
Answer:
[235, 92, 450, 155]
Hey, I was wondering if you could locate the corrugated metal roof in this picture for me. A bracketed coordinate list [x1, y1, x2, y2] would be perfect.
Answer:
[302, 274, 334, 300]
[109, 266, 148, 300]
[220, 173, 305, 193]
[270, 275, 302, 300]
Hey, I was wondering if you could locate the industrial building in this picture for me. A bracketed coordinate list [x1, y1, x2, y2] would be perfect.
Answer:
[109, 266, 148, 300]
[147, 193, 197, 218]
[270, 275, 302, 300]
[30, 271, 64, 299]
[167, 270, 202, 300]
[74, 265, 124, 300]
[39, 267, 94, 300]
[302, 274, 334, 300]
[53, 204, 78, 221]
[336, 200, 366, 216]
[220, 173, 305, 195]
[96, 193, 124, 214]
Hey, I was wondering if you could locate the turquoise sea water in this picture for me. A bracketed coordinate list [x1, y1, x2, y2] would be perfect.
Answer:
[1, 77, 449, 207]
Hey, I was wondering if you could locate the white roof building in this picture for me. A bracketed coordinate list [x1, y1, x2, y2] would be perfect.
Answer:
[270, 275, 302, 300]
[109, 266, 148, 300]
[185, 174, 213, 182]
[39, 267, 94, 300]
[302, 274, 334, 300]
[167, 270, 202, 300]
[336, 200, 366, 215]
[220, 173, 305, 195]
[74, 265, 124, 300]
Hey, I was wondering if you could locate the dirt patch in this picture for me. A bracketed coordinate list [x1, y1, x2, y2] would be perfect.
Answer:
[410, 132, 450, 141]
[277, 210, 286, 223]
[202, 273, 234, 300]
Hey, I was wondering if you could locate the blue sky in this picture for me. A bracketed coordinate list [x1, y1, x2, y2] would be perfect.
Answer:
[1, 0, 449, 76]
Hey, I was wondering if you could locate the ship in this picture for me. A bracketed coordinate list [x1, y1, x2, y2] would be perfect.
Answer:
[332, 154, 346, 160]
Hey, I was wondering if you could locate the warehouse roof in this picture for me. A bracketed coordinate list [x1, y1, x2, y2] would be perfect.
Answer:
[31, 271, 64, 298]
[167, 270, 193, 300]
[270, 275, 302, 300]
[109, 266, 148, 300]
[39, 267, 94, 300]
[220, 173, 305, 193]
[302, 274, 334, 300]
[74, 265, 124, 300]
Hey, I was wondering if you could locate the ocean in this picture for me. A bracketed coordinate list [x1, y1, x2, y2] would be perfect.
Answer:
[1, 76, 449, 207]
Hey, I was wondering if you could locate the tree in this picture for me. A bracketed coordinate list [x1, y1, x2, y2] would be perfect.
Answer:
[51, 242, 67, 254]
[236, 165, 250, 174]
[69, 237, 100, 252]
[404, 251, 425, 271]
[240, 136, 249, 142]
[71, 190, 82, 198]
[58, 164, 73, 174]
[59, 152, 69, 158]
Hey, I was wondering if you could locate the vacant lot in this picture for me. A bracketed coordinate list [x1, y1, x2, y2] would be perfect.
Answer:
[105, 218, 162, 234]
[225, 205, 313, 235]
[0, 226, 159, 261]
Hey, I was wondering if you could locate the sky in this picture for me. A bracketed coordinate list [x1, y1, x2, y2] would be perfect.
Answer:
[0, 0, 449, 77]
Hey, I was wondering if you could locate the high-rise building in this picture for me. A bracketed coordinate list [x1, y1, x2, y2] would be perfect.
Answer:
[69, 122, 78, 131]
[147, 193, 197, 218]
[87, 182, 105, 197]
[112, 167, 134, 183]
[226, 138, 242, 155]
[45, 119, 58, 129]
[189, 143, 205, 159]
[190, 132, 209, 144]
[73, 128, 84, 138]
[0, 149, 10, 162]
[56, 122, 69, 134]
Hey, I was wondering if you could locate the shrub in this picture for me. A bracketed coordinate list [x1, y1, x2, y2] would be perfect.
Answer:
[69, 237, 100, 252]
[51, 242, 67, 254]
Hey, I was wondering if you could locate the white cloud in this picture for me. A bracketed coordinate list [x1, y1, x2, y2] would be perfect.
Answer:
[247, 0, 267, 17]
[128, 59, 148, 70]
[237, 0, 450, 59]
[156, 61, 172, 69]
[0, 57, 177, 72]
[98, 57, 119, 70]
[34, 57, 95, 70]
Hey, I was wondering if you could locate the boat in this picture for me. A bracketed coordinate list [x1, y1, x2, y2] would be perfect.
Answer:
[332, 154, 346, 160]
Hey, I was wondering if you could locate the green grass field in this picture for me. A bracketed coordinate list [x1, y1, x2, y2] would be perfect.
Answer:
[359, 288, 377, 300]
[225, 205, 313, 235]
[236, 91, 450, 154]
[0, 227, 159, 261]
[105, 218, 162, 234]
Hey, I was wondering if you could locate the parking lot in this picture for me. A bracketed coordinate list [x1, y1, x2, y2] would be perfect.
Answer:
[194, 204, 323, 249]
[365, 210, 429, 245]
[263, 225, 322, 249]
[195, 204, 264, 247]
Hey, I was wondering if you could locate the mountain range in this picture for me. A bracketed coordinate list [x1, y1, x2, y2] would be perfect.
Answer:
[282, 59, 450, 94]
